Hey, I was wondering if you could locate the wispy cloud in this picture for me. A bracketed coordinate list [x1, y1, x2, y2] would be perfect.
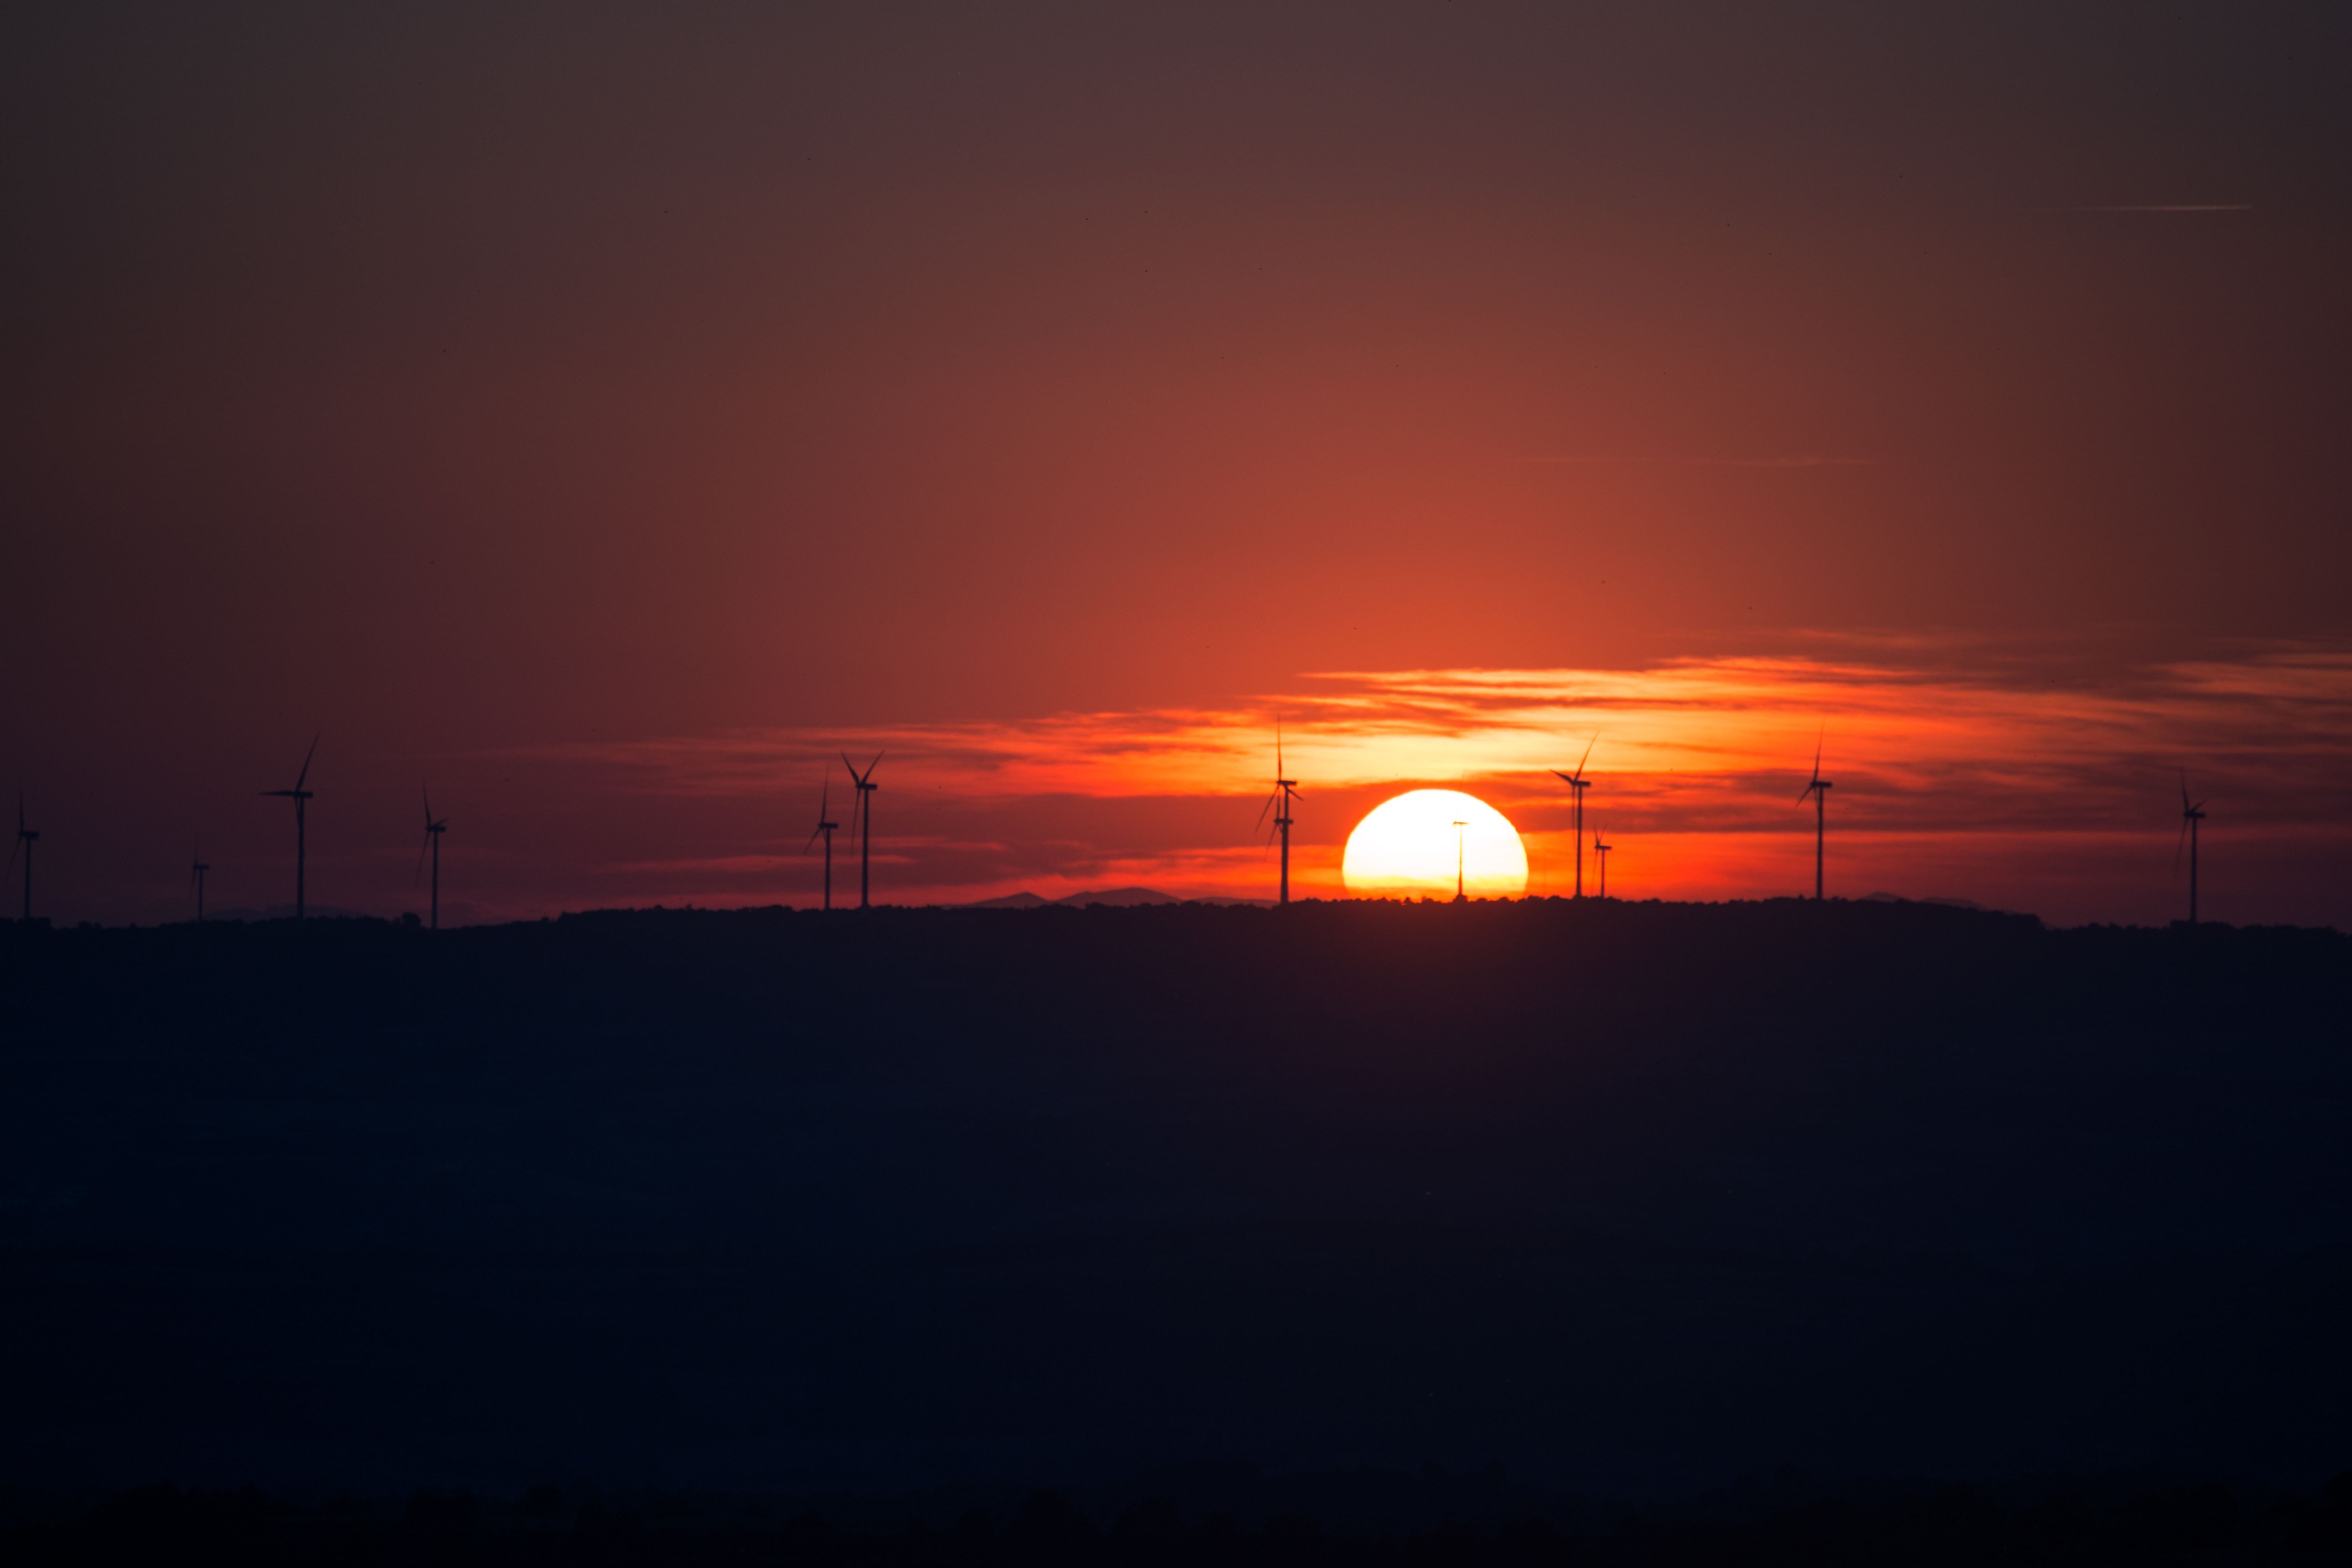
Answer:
[495, 645, 2352, 919]
[2079, 204, 2253, 213]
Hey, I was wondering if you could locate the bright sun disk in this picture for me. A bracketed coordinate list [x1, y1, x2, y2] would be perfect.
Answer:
[1342, 789, 1529, 899]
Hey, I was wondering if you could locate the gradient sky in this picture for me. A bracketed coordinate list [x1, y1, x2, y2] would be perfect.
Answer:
[4, 2, 2348, 927]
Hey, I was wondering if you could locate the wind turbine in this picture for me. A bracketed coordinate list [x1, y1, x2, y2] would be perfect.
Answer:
[1550, 734, 1597, 897]
[261, 735, 318, 922]
[9, 792, 36, 922]
[2177, 775, 2208, 925]
[841, 753, 881, 909]
[1255, 724, 1302, 907]
[417, 787, 448, 931]
[1452, 818, 1469, 903]
[191, 841, 210, 922]
[1594, 829, 1614, 899]
[804, 775, 840, 911]
[1796, 730, 1832, 901]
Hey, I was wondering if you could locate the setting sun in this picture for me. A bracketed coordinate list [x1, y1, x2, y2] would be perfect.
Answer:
[1341, 789, 1530, 899]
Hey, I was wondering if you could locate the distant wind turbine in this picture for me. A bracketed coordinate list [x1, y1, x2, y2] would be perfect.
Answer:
[9, 792, 36, 922]
[1452, 818, 1469, 903]
[261, 735, 319, 922]
[1550, 735, 1597, 897]
[1796, 730, 1832, 901]
[804, 774, 840, 911]
[417, 787, 448, 931]
[2177, 775, 2208, 925]
[191, 841, 210, 923]
[1255, 723, 1302, 907]
[842, 753, 881, 909]
[1594, 829, 1613, 899]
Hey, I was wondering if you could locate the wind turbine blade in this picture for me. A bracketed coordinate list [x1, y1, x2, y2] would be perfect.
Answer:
[1809, 727, 1823, 786]
[1796, 781, 1815, 806]
[2173, 815, 2189, 872]
[2180, 772, 2192, 811]
[296, 734, 319, 792]
[416, 832, 431, 881]
[424, 785, 435, 825]
[1573, 733, 1596, 781]
[1255, 790, 1278, 832]
[866, 752, 884, 776]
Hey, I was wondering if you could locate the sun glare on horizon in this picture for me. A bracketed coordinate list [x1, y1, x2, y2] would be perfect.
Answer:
[1342, 789, 1530, 899]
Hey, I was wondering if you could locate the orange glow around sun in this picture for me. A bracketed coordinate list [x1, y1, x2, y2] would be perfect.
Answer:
[1342, 789, 1530, 899]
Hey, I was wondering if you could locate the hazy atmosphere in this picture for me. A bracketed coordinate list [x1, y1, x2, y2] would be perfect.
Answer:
[6, 2, 2348, 926]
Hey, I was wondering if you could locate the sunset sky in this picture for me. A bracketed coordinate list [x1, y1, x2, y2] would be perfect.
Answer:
[4, 3, 2348, 928]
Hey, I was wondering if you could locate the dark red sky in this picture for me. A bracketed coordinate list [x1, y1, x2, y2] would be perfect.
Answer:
[5, 3, 2348, 925]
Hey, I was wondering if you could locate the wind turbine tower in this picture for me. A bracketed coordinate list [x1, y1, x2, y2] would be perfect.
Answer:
[261, 736, 319, 922]
[1452, 818, 1469, 903]
[842, 753, 881, 909]
[804, 776, 840, 911]
[1594, 830, 1613, 899]
[191, 843, 210, 922]
[1797, 733, 1832, 901]
[1256, 726, 1302, 907]
[418, 788, 448, 931]
[1550, 735, 1597, 897]
[2178, 776, 2209, 925]
[9, 793, 36, 922]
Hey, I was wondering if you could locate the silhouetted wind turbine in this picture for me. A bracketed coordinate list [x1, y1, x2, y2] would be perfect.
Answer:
[1550, 734, 1597, 897]
[1452, 818, 1469, 903]
[191, 841, 210, 923]
[1594, 829, 1614, 899]
[417, 787, 448, 931]
[9, 792, 36, 922]
[261, 735, 318, 922]
[1255, 724, 1301, 907]
[804, 775, 840, 911]
[1796, 730, 1832, 901]
[842, 753, 881, 909]
[2177, 774, 2208, 925]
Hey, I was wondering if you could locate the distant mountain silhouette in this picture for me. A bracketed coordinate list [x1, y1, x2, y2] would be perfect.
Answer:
[1862, 890, 1989, 911]
[201, 904, 382, 923]
[964, 887, 1186, 909]
[1056, 886, 1184, 907]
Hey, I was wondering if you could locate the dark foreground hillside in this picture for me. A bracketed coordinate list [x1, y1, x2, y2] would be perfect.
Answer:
[0, 900, 2346, 1510]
